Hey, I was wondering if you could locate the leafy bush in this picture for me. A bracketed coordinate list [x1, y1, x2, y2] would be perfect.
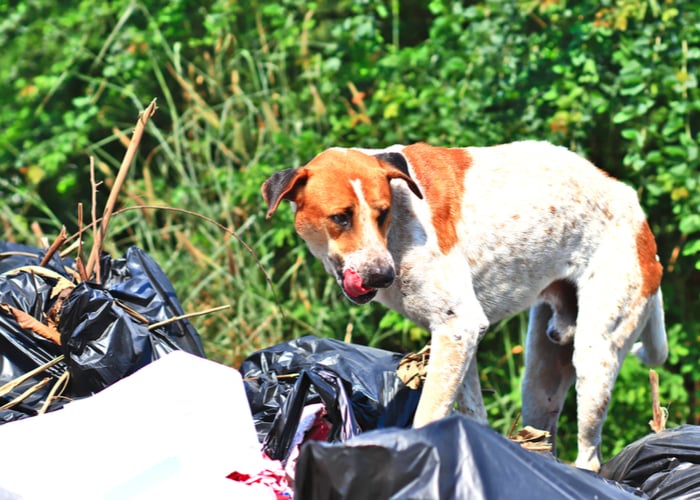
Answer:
[1, 0, 698, 463]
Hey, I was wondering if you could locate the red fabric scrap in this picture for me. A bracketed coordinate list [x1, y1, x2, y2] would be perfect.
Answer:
[227, 453, 293, 499]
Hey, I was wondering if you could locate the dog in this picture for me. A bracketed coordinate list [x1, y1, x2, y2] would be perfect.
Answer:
[262, 141, 668, 471]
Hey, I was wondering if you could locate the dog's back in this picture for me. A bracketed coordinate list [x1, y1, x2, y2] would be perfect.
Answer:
[386, 141, 659, 323]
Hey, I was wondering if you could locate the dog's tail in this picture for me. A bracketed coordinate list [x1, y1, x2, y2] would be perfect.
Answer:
[630, 288, 668, 366]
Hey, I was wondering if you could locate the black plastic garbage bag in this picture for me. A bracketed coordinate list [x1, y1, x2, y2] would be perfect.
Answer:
[0, 242, 205, 420]
[59, 246, 206, 396]
[262, 365, 361, 461]
[0, 241, 68, 275]
[600, 425, 700, 499]
[240, 336, 421, 457]
[0, 247, 70, 420]
[98, 246, 205, 357]
[295, 414, 642, 500]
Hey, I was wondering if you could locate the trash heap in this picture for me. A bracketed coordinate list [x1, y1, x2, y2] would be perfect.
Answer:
[2, 240, 700, 499]
[0, 241, 205, 423]
[238, 337, 641, 499]
[0, 99, 208, 423]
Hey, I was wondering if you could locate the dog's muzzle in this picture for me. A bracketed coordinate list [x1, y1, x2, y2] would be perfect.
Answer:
[341, 267, 395, 304]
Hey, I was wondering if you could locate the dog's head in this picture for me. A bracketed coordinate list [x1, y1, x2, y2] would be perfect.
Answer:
[262, 148, 422, 304]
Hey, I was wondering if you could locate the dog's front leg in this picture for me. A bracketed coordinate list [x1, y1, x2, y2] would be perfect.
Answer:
[412, 312, 488, 427]
[455, 355, 488, 423]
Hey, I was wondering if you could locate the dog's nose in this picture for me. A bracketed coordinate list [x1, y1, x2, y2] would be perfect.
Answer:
[364, 268, 395, 289]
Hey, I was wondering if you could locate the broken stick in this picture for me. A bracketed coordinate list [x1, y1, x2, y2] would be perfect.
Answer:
[649, 369, 667, 433]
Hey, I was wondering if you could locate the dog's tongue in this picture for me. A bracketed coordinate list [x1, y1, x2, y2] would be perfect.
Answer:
[343, 269, 374, 297]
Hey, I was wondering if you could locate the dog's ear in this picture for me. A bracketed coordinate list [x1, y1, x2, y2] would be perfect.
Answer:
[374, 152, 423, 199]
[262, 167, 308, 218]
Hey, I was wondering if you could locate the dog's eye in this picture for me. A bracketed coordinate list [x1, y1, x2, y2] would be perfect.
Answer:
[377, 208, 390, 226]
[330, 212, 352, 229]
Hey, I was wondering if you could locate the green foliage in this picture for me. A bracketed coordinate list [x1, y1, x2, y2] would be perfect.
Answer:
[2, 0, 699, 465]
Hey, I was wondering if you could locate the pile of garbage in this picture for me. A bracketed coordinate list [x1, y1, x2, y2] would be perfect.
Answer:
[0, 241, 205, 423]
[1, 240, 700, 498]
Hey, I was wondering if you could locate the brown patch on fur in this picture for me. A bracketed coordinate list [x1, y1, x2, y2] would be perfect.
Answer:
[402, 143, 472, 254]
[292, 149, 395, 257]
[636, 220, 662, 297]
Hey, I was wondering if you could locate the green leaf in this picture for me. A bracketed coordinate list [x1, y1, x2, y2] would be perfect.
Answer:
[613, 107, 636, 124]
[619, 82, 647, 96]
[679, 214, 700, 235]
[621, 128, 638, 140]
[682, 238, 700, 256]
[663, 145, 688, 159]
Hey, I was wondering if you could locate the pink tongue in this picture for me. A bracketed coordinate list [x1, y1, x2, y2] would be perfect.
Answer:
[343, 269, 374, 297]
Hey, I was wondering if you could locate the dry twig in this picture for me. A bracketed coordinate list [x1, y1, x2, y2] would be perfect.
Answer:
[89, 156, 102, 283]
[38, 370, 71, 415]
[75, 202, 88, 281]
[85, 98, 158, 279]
[0, 378, 53, 411]
[39, 226, 67, 267]
[0, 251, 40, 260]
[148, 305, 232, 330]
[649, 369, 668, 433]
[0, 355, 65, 398]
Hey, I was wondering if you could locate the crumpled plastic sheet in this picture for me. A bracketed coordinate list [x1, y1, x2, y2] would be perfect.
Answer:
[294, 414, 644, 500]
[240, 336, 421, 461]
[0, 242, 205, 420]
[601, 425, 700, 499]
[60, 246, 206, 396]
[262, 365, 361, 461]
[0, 243, 72, 419]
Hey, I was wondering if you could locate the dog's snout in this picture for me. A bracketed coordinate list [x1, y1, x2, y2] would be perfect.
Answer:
[365, 267, 395, 289]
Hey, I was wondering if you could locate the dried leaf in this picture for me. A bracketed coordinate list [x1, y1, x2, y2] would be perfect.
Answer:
[397, 343, 430, 390]
[510, 426, 553, 452]
[0, 303, 61, 345]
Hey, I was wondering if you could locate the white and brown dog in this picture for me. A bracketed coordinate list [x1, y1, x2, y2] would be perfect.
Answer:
[262, 141, 667, 471]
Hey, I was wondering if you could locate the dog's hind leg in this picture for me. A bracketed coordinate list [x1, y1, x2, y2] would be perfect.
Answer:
[521, 303, 575, 455]
[572, 278, 657, 471]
